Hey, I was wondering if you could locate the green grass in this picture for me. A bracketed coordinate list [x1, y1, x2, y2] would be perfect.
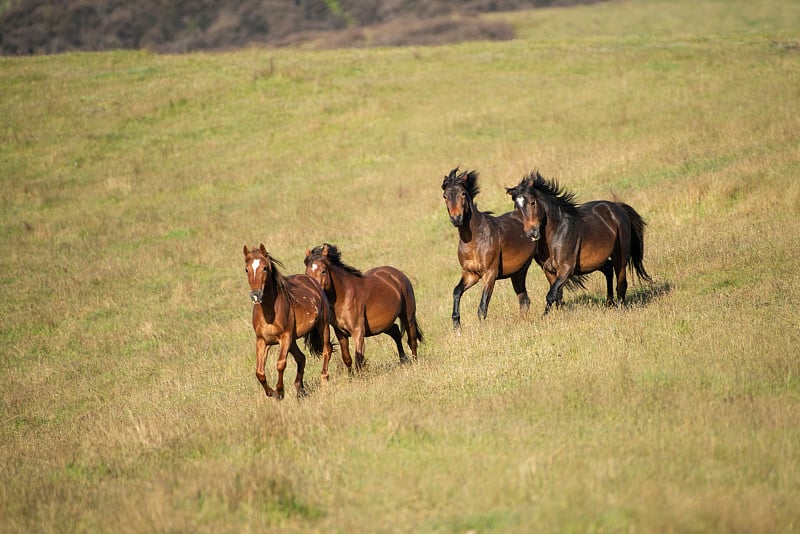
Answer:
[2, 0, 800, 531]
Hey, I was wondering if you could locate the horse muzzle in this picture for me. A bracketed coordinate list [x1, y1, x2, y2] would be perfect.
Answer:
[526, 227, 541, 241]
[250, 290, 263, 304]
[449, 215, 464, 227]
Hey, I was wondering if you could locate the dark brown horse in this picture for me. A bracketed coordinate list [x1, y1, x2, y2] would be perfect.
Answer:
[506, 170, 653, 315]
[243, 244, 336, 399]
[441, 167, 536, 329]
[304, 244, 423, 370]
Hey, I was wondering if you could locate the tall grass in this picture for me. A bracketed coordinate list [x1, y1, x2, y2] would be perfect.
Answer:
[2, 0, 799, 531]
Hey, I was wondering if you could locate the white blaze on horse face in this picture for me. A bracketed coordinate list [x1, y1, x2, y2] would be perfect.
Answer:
[516, 196, 525, 210]
[252, 259, 261, 273]
[311, 262, 319, 271]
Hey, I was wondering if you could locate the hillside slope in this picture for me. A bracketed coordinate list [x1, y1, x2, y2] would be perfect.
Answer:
[0, 0, 596, 55]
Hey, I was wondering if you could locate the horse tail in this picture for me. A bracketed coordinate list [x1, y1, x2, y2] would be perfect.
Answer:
[399, 277, 424, 344]
[303, 329, 324, 358]
[398, 317, 424, 343]
[620, 203, 654, 284]
[564, 273, 590, 291]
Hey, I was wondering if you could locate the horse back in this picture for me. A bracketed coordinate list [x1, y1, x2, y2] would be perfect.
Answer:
[577, 200, 628, 245]
[361, 265, 412, 305]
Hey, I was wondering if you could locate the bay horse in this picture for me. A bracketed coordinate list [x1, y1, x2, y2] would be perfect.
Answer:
[506, 170, 654, 315]
[441, 167, 537, 329]
[304, 243, 423, 370]
[243, 244, 336, 399]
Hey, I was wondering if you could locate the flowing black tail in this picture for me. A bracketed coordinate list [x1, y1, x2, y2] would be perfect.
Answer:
[620, 203, 654, 284]
[620, 202, 653, 284]
[303, 329, 324, 358]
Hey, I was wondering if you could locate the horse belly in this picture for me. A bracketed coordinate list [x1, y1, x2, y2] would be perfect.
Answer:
[294, 300, 323, 337]
[364, 304, 401, 336]
[577, 207, 619, 273]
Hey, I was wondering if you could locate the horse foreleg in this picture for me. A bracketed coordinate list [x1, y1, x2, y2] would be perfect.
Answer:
[255, 338, 274, 398]
[288, 341, 307, 398]
[384, 323, 408, 364]
[510, 268, 531, 313]
[336, 332, 354, 375]
[274, 338, 291, 400]
[452, 273, 480, 330]
[478, 272, 498, 321]
[452, 279, 465, 330]
[352, 329, 367, 371]
[544, 273, 570, 316]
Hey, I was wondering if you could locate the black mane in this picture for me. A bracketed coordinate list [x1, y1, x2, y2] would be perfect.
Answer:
[305, 243, 363, 277]
[442, 166, 481, 199]
[514, 169, 581, 218]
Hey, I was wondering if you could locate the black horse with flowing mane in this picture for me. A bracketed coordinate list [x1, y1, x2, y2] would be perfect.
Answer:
[506, 170, 654, 315]
[441, 167, 537, 329]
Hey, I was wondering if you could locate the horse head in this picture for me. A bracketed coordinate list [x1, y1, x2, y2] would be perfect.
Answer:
[304, 244, 333, 291]
[243, 243, 274, 304]
[441, 167, 480, 227]
[506, 172, 545, 241]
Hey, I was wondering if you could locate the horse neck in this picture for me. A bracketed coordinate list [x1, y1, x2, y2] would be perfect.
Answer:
[258, 274, 288, 322]
[458, 199, 484, 243]
[542, 198, 581, 241]
[325, 264, 354, 303]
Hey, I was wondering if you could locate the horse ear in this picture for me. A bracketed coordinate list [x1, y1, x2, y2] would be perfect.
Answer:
[259, 243, 267, 255]
[321, 244, 329, 257]
[305, 248, 311, 257]
[243, 245, 249, 256]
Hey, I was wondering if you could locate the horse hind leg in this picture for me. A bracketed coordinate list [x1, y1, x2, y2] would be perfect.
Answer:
[289, 341, 307, 398]
[612, 254, 629, 305]
[384, 323, 409, 364]
[406, 317, 422, 363]
[600, 259, 615, 306]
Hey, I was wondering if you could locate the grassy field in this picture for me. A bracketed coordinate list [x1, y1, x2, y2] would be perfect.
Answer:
[2, 0, 800, 531]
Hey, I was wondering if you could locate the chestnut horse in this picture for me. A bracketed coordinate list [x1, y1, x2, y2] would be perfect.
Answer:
[243, 244, 336, 399]
[506, 170, 653, 315]
[441, 167, 537, 329]
[304, 244, 423, 370]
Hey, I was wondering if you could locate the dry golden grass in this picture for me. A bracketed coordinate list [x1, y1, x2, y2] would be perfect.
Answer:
[2, 0, 800, 531]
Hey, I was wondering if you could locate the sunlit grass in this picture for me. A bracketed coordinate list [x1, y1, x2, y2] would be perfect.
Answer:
[1, 0, 800, 531]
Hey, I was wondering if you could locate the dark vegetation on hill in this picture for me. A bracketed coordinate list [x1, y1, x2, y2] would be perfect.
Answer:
[0, 0, 600, 55]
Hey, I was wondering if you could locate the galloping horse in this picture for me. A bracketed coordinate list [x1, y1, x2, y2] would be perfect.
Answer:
[243, 244, 336, 398]
[506, 170, 654, 315]
[441, 167, 536, 329]
[304, 244, 423, 370]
